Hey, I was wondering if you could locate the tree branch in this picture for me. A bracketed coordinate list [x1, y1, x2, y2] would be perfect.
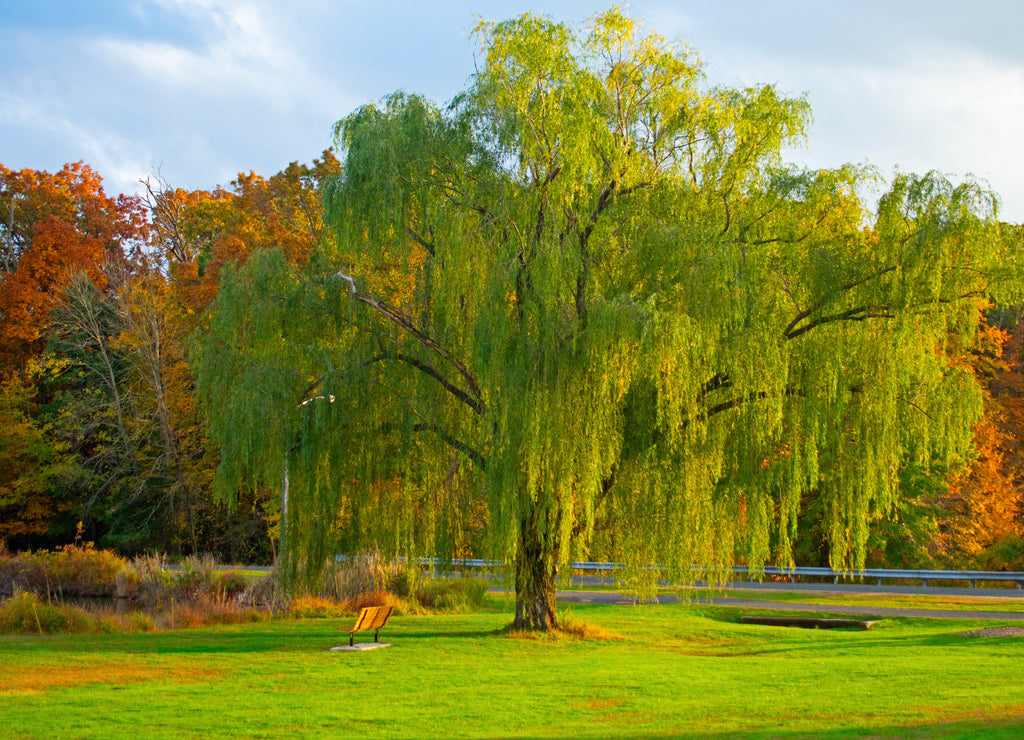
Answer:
[367, 350, 486, 416]
[337, 271, 485, 408]
[404, 225, 435, 257]
[782, 264, 899, 339]
[784, 305, 896, 341]
[573, 179, 650, 324]
[700, 382, 864, 422]
[411, 423, 487, 471]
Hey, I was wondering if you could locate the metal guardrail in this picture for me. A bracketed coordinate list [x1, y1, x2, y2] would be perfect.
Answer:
[415, 558, 1024, 589]
[728, 565, 1024, 589]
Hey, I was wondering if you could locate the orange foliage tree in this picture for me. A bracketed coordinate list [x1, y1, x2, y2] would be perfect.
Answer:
[78, 153, 342, 557]
[0, 162, 147, 373]
[4, 154, 340, 558]
[148, 151, 341, 316]
[939, 311, 1024, 564]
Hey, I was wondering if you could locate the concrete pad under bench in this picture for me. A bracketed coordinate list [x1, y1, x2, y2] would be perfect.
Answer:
[329, 642, 392, 652]
[740, 616, 879, 630]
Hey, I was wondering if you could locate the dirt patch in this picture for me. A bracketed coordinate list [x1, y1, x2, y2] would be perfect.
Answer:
[959, 626, 1024, 637]
[575, 697, 627, 712]
[570, 697, 642, 725]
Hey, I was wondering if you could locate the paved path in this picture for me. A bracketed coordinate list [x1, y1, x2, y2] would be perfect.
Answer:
[568, 574, 1024, 598]
[555, 589, 1024, 621]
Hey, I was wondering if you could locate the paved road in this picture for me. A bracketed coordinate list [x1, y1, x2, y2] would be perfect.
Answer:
[207, 565, 1024, 620]
[567, 574, 1024, 598]
[555, 587, 1024, 621]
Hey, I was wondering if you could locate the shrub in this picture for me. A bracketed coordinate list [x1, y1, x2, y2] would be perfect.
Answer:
[1, 548, 495, 632]
[203, 605, 265, 626]
[388, 571, 412, 598]
[48, 543, 127, 596]
[326, 550, 405, 601]
[213, 571, 249, 600]
[126, 611, 157, 632]
[0, 543, 127, 598]
[977, 534, 1024, 572]
[339, 589, 412, 615]
[124, 553, 175, 609]
[414, 577, 489, 612]
[288, 595, 349, 619]
[176, 553, 218, 598]
[95, 610, 157, 634]
[0, 590, 92, 634]
[237, 570, 286, 611]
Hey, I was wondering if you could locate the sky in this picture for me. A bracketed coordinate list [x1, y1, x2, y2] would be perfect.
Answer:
[1, 0, 1022, 222]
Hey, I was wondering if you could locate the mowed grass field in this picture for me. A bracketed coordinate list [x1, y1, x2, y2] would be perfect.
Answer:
[2, 595, 1024, 739]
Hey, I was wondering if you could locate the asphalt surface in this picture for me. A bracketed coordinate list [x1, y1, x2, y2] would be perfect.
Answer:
[207, 565, 1024, 621]
[554, 585, 1024, 621]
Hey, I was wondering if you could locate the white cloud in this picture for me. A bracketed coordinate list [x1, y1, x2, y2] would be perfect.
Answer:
[784, 50, 1024, 219]
[93, 0, 304, 97]
[1, 0, 1020, 221]
[0, 90, 149, 191]
[44, 0, 359, 192]
[689, 34, 1024, 221]
[860, 50, 1024, 159]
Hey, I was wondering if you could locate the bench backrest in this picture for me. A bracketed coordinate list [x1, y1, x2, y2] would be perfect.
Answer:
[354, 605, 393, 631]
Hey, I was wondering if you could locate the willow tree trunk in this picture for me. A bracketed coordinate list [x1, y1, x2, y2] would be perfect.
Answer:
[513, 522, 559, 631]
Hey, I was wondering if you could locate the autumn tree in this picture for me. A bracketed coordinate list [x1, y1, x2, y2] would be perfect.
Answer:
[110, 154, 343, 557]
[938, 306, 1024, 564]
[0, 162, 147, 372]
[0, 161, 145, 270]
[0, 161, 148, 546]
[147, 151, 341, 315]
[114, 269, 213, 551]
[194, 10, 1019, 630]
[40, 265, 208, 552]
[0, 156, 337, 555]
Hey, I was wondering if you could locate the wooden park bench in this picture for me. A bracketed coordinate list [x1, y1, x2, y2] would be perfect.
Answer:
[343, 605, 394, 646]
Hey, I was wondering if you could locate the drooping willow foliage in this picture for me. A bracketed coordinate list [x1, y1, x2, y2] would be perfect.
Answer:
[192, 9, 1019, 628]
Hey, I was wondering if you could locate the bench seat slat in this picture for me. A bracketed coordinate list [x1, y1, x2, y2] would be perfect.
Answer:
[343, 605, 394, 646]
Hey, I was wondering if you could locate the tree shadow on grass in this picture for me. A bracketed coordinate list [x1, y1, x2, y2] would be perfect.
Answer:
[703, 715, 1024, 739]
[525, 715, 1024, 739]
[15, 621, 507, 656]
[11, 611, 1011, 659]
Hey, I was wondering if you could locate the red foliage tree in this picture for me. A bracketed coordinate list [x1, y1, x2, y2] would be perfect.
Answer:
[0, 162, 147, 373]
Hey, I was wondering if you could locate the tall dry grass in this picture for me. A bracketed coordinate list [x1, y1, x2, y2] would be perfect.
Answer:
[322, 550, 406, 601]
[0, 540, 127, 598]
[0, 544, 490, 633]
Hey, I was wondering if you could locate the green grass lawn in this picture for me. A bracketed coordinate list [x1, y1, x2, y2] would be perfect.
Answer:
[2, 596, 1023, 739]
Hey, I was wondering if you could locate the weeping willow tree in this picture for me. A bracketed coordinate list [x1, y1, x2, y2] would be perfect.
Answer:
[193, 9, 1019, 630]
